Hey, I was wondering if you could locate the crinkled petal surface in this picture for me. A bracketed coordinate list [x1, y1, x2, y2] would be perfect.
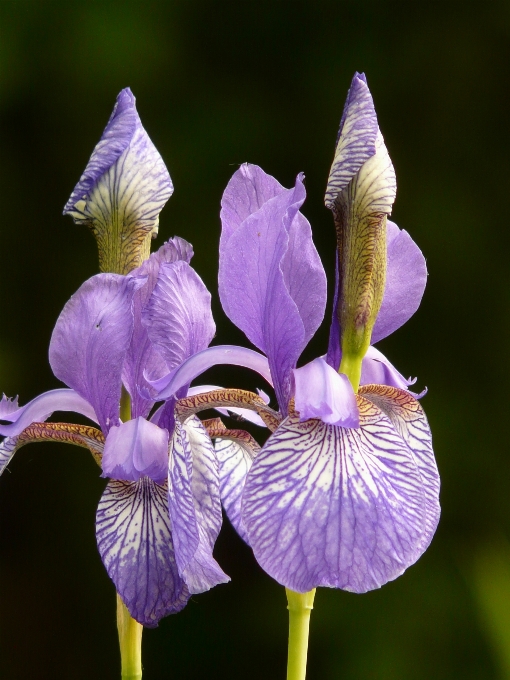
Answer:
[360, 384, 439, 551]
[96, 478, 189, 627]
[0, 389, 97, 437]
[102, 417, 169, 483]
[49, 274, 142, 433]
[219, 166, 326, 410]
[143, 261, 215, 371]
[243, 397, 430, 593]
[294, 357, 359, 428]
[325, 72, 379, 208]
[168, 417, 229, 593]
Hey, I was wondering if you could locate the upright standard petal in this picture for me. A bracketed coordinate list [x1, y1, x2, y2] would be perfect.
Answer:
[64, 88, 174, 273]
[219, 168, 326, 411]
[49, 274, 143, 434]
[96, 478, 189, 627]
[168, 417, 229, 593]
[242, 398, 430, 594]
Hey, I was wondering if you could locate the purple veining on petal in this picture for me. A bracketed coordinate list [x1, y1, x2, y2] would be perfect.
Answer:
[0, 436, 20, 477]
[187, 385, 268, 427]
[149, 345, 272, 400]
[360, 345, 416, 391]
[96, 478, 189, 627]
[293, 357, 359, 428]
[168, 418, 229, 593]
[371, 221, 427, 344]
[102, 417, 169, 483]
[0, 389, 97, 437]
[49, 274, 143, 434]
[325, 73, 379, 208]
[143, 261, 215, 372]
[219, 167, 326, 411]
[243, 400, 429, 594]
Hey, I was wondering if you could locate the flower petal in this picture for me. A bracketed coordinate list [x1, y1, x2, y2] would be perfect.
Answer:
[49, 274, 143, 433]
[293, 357, 359, 428]
[96, 478, 189, 627]
[243, 398, 429, 593]
[0, 389, 97, 437]
[187, 385, 268, 427]
[102, 417, 169, 483]
[123, 238, 194, 419]
[371, 221, 427, 344]
[360, 384, 439, 552]
[219, 168, 326, 410]
[143, 261, 215, 371]
[324, 72, 379, 208]
[360, 345, 416, 391]
[64, 89, 174, 273]
[168, 417, 229, 593]
[150, 345, 272, 400]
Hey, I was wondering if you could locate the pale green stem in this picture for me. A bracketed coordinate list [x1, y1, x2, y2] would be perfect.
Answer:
[117, 594, 143, 680]
[116, 389, 143, 679]
[286, 588, 316, 680]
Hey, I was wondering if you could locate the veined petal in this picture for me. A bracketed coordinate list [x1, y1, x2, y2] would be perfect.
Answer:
[360, 345, 416, 391]
[96, 478, 189, 627]
[168, 417, 229, 593]
[371, 221, 427, 344]
[243, 398, 429, 593]
[49, 274, 143, 433]
[0, 389, 97, 437]
[325, 72, 379, 208]
[123, 238, 194, 419]
[102, 417, 169, 483]
[187, 385, 268, 427]
[216, 435, 260, 543]
[293, 357, 359, 428]
[360, 384, 439, 552]
[143, 261, 215, 370]
[149, 345, 272, 400]
[64, 89, 174, 274]
[219, 169, 326, 409]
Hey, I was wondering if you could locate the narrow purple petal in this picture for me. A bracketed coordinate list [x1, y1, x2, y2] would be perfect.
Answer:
[168, 417, 229, 593]
[0, 389, 97, 437]
[324, 73, 379, 208]
[360, 345, 416, 391]
[371, 221, 427, 344]
[360, 385, 440, 552]
[0, 395, 19, 417]
[293, 357, 359, 428]
[243, 398, 429, 593]
[102, 417, 169, 483]
[216, 437, 259, 543]
[143, 261, 215, 371]
[150, 345, 272, 400]
[96, 478, 189, 627]
[123, 238, 194, 419]
[49, 274, 143, 433]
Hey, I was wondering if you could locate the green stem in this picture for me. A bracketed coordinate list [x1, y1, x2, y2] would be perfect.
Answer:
[117, 594, 143, 680]
[286, 588, 316, 680]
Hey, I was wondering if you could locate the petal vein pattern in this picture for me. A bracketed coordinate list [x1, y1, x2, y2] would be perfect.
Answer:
[242, 398, 429, 594]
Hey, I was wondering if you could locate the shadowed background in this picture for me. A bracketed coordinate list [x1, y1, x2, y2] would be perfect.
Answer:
[0, 1, 508, 678]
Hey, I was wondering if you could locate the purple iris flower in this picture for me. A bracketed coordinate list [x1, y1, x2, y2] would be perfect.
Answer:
[213, 74, 440, 594]
[0, 237, 235, 626]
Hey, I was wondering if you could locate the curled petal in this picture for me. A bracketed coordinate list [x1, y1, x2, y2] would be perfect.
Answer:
[243, 398, 430, 593]
[360, 345, 416, 391]
[49, 274, 143, 433]
[102, 417, 169, 483]
[293, 357, 359, 428]
[64, 89, 174, 273]
[96, 478, 189, 627]
[150, 345, 272, 400]
[168, 417, 229, 593]
[0, 389, 97, 437]
[187, 385, 268, 427]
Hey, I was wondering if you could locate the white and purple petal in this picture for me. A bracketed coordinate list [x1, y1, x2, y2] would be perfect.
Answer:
[96, 478, 189, 627]
[187, 385, 268, 427]
[242, 398, 430, 594]
[168, 417, 229, 593]
[49, 274, 143, 433]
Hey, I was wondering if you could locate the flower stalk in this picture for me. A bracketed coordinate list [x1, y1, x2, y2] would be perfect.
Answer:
[286, 588, 316, 680]
[117, 594, 143, 680]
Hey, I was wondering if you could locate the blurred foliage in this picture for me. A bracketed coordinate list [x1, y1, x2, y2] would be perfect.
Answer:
[0, 0, 509, 678]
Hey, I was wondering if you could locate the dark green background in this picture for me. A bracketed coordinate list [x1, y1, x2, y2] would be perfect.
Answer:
[0, 1, 508, 678]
